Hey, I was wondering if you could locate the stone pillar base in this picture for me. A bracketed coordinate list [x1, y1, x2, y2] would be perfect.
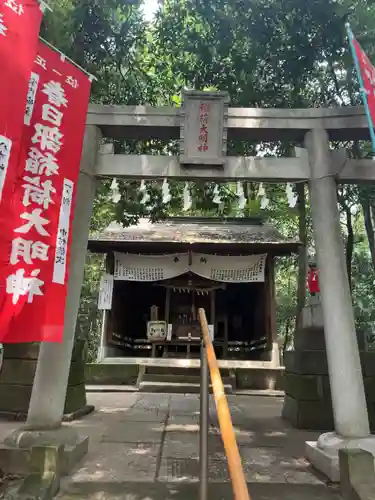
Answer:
[302, 301, 324, 329]
[0, 341, 94, 422]
[283, 303, 375, 432]
[282, 304, 333, 430]
[306, 432, 375, 482]
[0, 425, 88, 476]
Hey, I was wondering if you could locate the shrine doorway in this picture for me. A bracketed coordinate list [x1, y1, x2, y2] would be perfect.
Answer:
[108, 275, 267, 360]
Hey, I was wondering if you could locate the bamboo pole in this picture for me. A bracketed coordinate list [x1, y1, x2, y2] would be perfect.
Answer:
[198, 308, 251, 500]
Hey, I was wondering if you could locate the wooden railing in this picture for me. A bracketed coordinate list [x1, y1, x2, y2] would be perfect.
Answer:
[198, 308, 251, 500]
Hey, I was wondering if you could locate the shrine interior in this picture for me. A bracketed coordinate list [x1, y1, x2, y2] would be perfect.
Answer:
[107, 274, 268, 360]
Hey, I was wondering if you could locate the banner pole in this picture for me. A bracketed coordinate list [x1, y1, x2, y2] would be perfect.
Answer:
[346, 23, 375, 155]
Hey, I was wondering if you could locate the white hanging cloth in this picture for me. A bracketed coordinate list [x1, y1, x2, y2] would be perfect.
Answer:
[236, 181, 247, 211]
[183, 182, 192, 211]
[114, 252, 267, 283]
[191, 253, 267, 282]
[110, 178, 121, 203]
[162, 178, 172, 204]
[114, 252, 190, 281]
[286, 183, 298, 208]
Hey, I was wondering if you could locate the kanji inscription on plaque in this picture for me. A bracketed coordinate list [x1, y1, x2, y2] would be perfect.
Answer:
[180, 90, 229, 167]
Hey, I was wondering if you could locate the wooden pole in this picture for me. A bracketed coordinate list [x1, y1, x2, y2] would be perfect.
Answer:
[198, 308, 251, 500]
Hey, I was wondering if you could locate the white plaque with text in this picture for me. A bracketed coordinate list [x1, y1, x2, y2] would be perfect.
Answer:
[98, 274, 114, 310]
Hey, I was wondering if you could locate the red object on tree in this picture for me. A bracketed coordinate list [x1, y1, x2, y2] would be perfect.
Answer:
[0, 41, 92, 343]
[307, 268, 320, 294]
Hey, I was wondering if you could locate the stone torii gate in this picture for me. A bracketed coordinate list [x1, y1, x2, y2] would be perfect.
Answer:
[2, 91, 375, 477]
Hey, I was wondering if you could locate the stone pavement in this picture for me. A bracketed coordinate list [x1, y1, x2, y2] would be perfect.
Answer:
[57, 393, 341, 500]
[1, 393, 342, 499]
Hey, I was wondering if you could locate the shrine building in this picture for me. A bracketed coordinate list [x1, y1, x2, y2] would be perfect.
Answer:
[89, 217, 299, 365]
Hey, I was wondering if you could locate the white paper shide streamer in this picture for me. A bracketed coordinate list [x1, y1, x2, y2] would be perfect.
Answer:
[139, 180, 150, 205]
[257, 183, 270, 210]
[212, 184, 222, 205]
[350, 204, 360, 216]
[286, 183, 298, 208]
[236, 181, 247, 211]
[162, 178, 172, 204]
[110, 178, 121, 203]
[183, 182, 192, 211]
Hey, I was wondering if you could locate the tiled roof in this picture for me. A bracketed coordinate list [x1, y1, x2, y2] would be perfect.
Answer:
[89, 217, 299, 247]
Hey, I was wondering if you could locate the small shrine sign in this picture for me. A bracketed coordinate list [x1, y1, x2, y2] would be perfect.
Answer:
[180, 90, 229, 167]
[98, 273, 114, 310]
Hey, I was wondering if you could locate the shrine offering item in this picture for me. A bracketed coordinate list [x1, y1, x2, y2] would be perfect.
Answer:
[0, 40, 92, 342]
[147, 321, 167, 341]
[347, 24, 375, 153]
[307, 267, 320, 295]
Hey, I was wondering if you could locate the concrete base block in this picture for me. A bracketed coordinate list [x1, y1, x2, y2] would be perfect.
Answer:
[0, 445, 30, 475]
[62, 435, 89, 475]
[15, 471, 59, 500]
[306, 440, 340, 482]
[306, 432, 375, 483]
[0, 426, 89, 475]
[339, 448, 375, 500]
[2, 444, 64, 499]
[0, 438, 88, 476]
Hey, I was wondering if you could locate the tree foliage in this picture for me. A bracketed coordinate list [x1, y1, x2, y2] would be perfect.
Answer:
[41, 0, 375, 361]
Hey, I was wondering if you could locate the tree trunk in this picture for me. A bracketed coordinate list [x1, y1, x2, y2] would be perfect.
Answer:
[344, 205, 354, 291]
[362, 198, 375, 270]
[295, 183, 307, 332]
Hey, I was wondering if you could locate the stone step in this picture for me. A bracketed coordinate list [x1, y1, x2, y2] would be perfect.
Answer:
[141, 373, 235, 386]
[144, 365, 232, 378]
[138, 381, 233, 394]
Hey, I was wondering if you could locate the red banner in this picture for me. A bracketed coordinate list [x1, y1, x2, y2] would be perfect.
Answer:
[0, 0, 43, 277]
[352, 37, 375, 129]
[0, 41, 92, 342]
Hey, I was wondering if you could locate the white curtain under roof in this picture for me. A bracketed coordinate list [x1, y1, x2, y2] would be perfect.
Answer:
[114, 252, 267, 283]
[114, 252, 189, 282]
[190, 253, 267, 283]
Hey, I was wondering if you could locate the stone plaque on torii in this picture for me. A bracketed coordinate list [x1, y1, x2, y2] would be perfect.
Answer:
[179, 90, 229, 167]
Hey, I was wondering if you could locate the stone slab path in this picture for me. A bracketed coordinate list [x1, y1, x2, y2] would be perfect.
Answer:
[1, 393, 342, 499]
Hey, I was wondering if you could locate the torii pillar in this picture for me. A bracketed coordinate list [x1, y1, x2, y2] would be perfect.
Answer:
[0, 125, 102, 472]
[304, 128, 375, 481]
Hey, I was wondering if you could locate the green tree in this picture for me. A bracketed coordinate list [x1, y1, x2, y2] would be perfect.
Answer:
[41, 0, 375, 358]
